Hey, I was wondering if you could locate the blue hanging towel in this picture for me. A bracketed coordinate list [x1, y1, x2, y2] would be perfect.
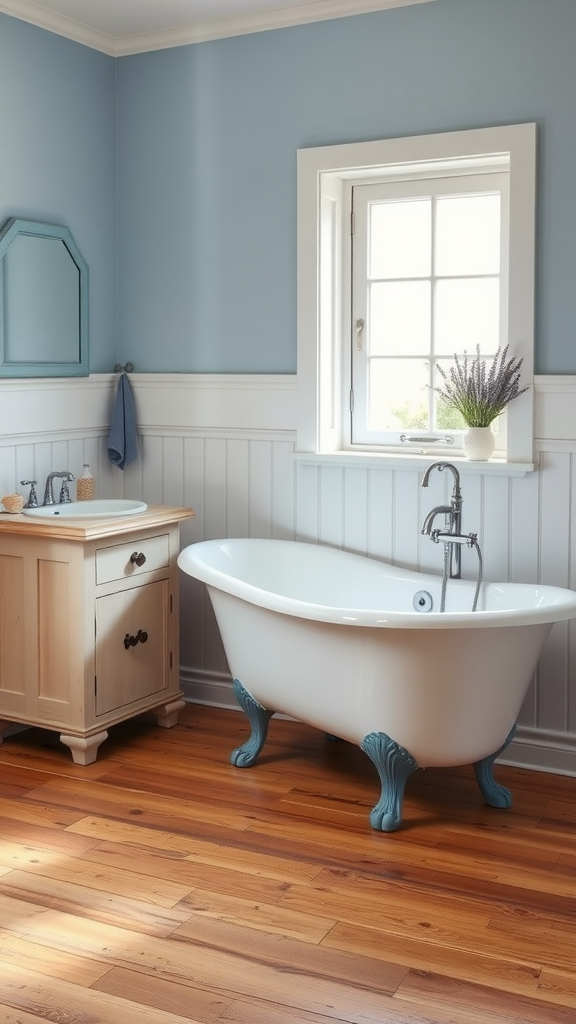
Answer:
[108, 372, 139, 470]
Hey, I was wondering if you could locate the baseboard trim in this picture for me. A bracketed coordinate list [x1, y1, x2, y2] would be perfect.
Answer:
[180, 668, 238, 711]
[500, 726, 576, 778]
[180, 670, 576, 777]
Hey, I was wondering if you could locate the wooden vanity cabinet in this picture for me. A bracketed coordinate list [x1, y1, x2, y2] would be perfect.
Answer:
[0, 505, 194, 763]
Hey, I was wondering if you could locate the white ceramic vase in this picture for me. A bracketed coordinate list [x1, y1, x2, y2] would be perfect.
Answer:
[463, 426, 495, 461]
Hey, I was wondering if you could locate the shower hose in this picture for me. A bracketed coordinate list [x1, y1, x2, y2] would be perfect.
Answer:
[440, 537, 483, 613]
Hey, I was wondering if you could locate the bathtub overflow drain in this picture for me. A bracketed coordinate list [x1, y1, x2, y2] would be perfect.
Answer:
[413, 590, 433, 613]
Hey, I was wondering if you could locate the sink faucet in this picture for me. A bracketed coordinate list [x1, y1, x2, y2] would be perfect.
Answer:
[421, 461, 463, 579]
[43, 471, 75, 506]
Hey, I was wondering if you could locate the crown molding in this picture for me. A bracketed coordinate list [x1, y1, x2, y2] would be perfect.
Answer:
[0, 0, 116, 54]
[0, 0, 438, 56]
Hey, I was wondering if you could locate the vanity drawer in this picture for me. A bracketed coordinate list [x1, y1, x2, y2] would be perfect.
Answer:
[96, 534, 170, 584]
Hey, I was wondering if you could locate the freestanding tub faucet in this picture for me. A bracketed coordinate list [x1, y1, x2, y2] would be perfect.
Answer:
[421, 461, 463, 579]
[43, 470, 75, 506]
[421, 460, 483, 613]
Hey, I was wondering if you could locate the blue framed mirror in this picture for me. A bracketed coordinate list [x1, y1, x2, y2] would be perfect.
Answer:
[0, 218, 89, 377]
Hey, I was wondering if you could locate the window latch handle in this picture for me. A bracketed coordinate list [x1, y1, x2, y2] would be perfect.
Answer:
[355, 318, 365, 351]
[400, 434, 455, 445]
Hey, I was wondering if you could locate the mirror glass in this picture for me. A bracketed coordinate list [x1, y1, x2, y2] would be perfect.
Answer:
[0, 218, 88, 377]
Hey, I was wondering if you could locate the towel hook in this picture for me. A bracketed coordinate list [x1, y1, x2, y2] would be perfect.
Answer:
[114, 362, 134, 373]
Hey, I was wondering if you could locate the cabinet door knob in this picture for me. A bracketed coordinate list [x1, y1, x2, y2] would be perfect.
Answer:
[130, 551, 146, 566]
[124, 629, 149, 650]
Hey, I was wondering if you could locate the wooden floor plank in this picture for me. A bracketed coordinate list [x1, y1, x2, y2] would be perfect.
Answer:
[100, 759, 292, 800]
[1, 703, 575, 1024]
[67, 820, 303, 902]
[26, 776, 258, 833]
[395, 968, 576, 1023]
[321, 919, 563, 1007]
[0, 735, 125, 779]
[77, 837, 317, 889]
[0, 839, 195, 907]
[281, 877, 576, 977]
[0, 762, 61, 792]
[0, 962, 202, 1024]
[92, 966, 233, 1023]
[216, 998, 342, 1024]
[217, 996, 503, 1024]
[0, 898, 408, 1023]
[0, 870, 192, 934]
[0, 794, 87, 829]
[78, 833, 323, 886]
[174, 885, 335, 942]
[0, 926, 109, 986]
[0, 1008, 57, 1024]
[0, 814, 101, 855]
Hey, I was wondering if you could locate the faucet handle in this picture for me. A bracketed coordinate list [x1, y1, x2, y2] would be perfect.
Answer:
[59, 479, 74, 503]
[20, 480, 38, 508]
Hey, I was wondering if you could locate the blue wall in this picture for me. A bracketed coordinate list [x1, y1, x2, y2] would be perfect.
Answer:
[2, 0, 576, 374]
[0, 14, 117, 372]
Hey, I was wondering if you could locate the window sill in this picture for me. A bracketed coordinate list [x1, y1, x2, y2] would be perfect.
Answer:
[294, 450, 535, 477]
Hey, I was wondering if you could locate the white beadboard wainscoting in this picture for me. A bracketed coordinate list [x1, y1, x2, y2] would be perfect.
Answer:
[1, 373, 575, 775]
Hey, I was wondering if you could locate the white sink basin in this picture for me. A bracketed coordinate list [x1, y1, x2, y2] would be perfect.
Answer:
[22, 499, 148, 519]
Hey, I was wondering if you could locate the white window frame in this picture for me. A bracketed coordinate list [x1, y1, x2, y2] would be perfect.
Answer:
[296, 124, 536, 471]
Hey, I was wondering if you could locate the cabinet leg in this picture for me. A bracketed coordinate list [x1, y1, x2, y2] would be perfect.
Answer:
[151, 697, 186, 729]
[60, 731, 108, 765]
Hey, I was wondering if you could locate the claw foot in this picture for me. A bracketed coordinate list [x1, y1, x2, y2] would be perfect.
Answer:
[473, 723, 516, 808]
[230, 678, 273, 767]
[361, 731, 418, 832]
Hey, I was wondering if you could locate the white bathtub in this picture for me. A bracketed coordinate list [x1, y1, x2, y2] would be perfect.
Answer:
[178, 538, 576, 831]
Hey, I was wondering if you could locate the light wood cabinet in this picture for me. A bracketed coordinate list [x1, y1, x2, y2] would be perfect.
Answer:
[0, 505, 194, 763]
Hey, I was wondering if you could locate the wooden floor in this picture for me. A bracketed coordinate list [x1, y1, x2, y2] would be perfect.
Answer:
[1, 704, 575, 1023]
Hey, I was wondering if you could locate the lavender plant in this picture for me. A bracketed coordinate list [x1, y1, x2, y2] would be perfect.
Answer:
[435, 345, 529, 428]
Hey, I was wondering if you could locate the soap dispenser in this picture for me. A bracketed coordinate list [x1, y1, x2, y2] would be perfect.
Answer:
[76, 463, 94, 501]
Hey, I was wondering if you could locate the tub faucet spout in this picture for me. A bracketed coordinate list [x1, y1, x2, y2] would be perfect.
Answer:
[421, 462, 463, 579]
[421, 460, 461, 497]
[421, 504, 453, 537]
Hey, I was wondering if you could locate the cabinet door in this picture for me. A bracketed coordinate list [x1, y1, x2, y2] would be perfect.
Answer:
[95, 580, 169, 716]
[0, 552, 27, 712]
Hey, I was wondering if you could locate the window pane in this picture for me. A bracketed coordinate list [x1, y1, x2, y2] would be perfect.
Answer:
[435, 193, 500, 276]
[370, 199, 431, 279]
[367, 359, 430, 431]
[370, 281, 431, 355]
[435, 278, 500, 356]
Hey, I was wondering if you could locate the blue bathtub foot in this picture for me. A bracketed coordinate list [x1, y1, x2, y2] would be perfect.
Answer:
[361, 731, 419, 832]
[473, 723, 517, 808]
[230, 678, 273, 767]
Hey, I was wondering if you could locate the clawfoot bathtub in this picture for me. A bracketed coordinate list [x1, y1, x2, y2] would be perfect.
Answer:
[178, 538, 576, 831]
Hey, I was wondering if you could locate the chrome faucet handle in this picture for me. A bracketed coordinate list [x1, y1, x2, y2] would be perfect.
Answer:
[431, 529, 477, 547]
[20, 480, 38, 508]
[59, 480, 73, 503]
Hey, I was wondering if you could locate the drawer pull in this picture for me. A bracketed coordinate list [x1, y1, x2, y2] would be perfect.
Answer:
[130, 551, 147, 567]
[124, 629, 149, 650]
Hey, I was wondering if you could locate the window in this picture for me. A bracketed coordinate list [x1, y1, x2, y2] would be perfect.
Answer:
[297, 124, 536, 467]
[351, 172, 507, 448]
